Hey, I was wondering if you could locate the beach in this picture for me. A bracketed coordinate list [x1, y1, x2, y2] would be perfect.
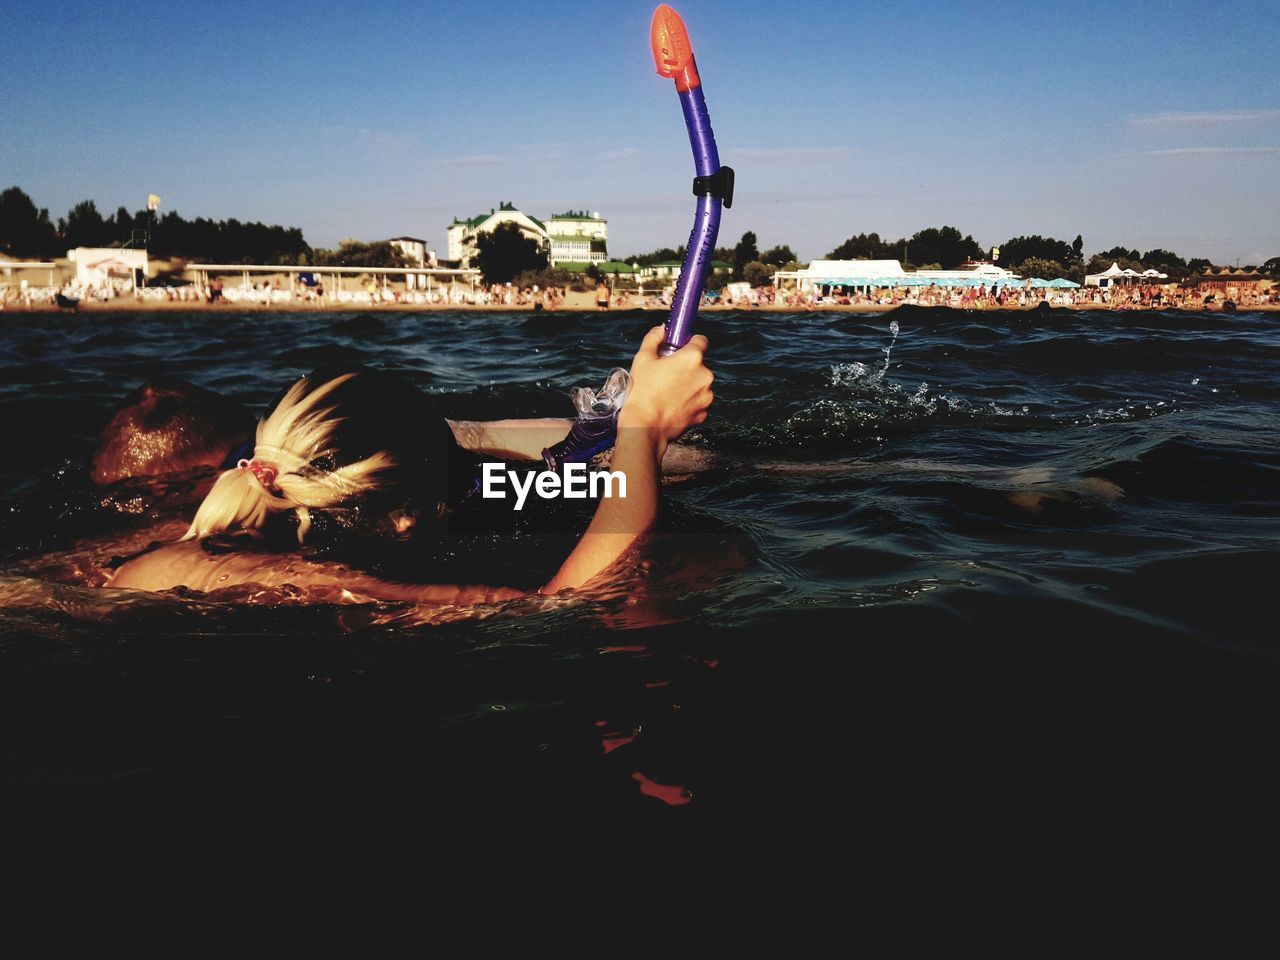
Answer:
[4, 289, 1275, 313]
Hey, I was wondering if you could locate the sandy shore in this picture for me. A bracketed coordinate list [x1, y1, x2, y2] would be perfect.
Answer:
[4, 283, 1276, 315]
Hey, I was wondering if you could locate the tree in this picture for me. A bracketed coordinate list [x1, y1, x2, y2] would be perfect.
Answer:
[761, 244, 796, 266]
[1072, 234, 1084, 262]
[473, 222, 547, 284]
[743, 261, 773, 287]
[1085, 252, 1144, 276]
[64, 199, 109, 248]
[310, 239, 410, 269]
[906, 226, 983, 269]
[1140, 248, 1188, 275]
[1012, 257, 1068, 280]
[0, 186, 58, 258]
[732, 231, 759, 279]
[999, 235, 1075, 269]
[827, 231, 895, 260]
[625, 246, 684, 266]
[1095, 245, 1142, 264]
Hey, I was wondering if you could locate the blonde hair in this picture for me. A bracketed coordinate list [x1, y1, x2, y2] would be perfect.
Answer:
[182, 373, 395, 543]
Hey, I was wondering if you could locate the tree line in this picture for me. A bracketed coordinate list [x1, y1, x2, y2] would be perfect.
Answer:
[3, 184, 1235, 281]
[626, 227, 1227, 284]
[0, 186, 417, 268]
[0, 187, 311, 264]
[624, 231, 797, 286]
[825, 226, 1217, 282]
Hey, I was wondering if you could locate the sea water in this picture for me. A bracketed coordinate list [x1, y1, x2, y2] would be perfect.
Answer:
[2, 307, 1278, 844]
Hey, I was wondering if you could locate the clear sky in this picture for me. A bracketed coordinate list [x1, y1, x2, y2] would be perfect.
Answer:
[2, 0, 1277, 264]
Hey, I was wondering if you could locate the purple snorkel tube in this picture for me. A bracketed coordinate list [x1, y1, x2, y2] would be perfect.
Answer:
[543, 4, 732, 469]
[651, 2, 734, 355]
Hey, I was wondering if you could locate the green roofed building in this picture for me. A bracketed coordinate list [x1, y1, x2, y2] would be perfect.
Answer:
[446, 201, 549, 267]
[546, 209, 608, 266]
[445, 203, 609, 269]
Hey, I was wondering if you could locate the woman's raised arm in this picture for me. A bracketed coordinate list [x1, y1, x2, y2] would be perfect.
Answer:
[542, 326, 713, 594]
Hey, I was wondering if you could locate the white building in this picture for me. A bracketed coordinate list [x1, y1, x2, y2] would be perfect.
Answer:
[546, 210, 608, 266]
[388, 236, 427, 267]
[445, 203, 616, 268]
[446, 202, 549, 266]
[68, 247, 149, 291]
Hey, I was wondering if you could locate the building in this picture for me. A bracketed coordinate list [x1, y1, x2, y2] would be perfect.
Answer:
[388, 236, 428, 268]
[69, 247, 149, 291]
[1182, 266, 1268, 297]
[445, 202, 617, 268]
[638, 260, 683, 279]
[545, 210, 608, 266]
[446, 202, 549, 266]
[638, 259, 732, 279]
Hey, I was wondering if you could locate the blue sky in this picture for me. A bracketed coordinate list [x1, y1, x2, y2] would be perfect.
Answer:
[2, 0, 1277, 263]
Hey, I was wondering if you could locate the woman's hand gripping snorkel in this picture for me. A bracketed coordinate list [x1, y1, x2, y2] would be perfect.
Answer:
[541, 325, 712, 594]
[543, 3, 730, 469]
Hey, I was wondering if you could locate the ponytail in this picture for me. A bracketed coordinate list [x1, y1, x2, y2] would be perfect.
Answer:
[180, 465, 285, 541]
[180, 372, 397, 544]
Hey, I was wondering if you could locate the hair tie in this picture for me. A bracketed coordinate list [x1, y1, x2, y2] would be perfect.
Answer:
[237, 457, 279, 490]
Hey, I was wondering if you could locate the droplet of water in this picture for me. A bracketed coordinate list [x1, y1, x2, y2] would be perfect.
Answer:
[1191, 377, 1200, 385]
[889, 320, 899, 337]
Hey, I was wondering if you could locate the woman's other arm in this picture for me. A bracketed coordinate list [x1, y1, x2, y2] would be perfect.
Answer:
[447, 418, 573, 461]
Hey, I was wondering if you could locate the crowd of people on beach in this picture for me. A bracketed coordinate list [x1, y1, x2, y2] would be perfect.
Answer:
[3, 274, 1274, 312]
[730, 281, 1278, 311]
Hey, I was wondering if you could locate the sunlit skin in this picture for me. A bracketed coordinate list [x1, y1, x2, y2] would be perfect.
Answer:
[90, 379, 253, 486]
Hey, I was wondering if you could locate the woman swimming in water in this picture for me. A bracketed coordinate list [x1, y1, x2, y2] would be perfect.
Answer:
[105, 325, 714, 602]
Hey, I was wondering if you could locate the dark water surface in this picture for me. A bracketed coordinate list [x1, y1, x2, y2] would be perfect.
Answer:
[2, 308, 1278, 853]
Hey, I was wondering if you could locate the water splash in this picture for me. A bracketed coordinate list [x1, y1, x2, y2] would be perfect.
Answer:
[884, 319, 899, 379]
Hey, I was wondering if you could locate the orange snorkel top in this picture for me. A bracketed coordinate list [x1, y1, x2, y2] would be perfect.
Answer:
[651, 4, 701, 92]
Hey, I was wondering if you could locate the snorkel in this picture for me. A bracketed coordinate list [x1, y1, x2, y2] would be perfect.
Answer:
[650, 2, 734, 354]
[544, 3, 732, 469]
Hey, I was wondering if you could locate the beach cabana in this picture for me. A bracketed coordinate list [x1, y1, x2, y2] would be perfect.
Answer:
[1085, 262, 1126, 287]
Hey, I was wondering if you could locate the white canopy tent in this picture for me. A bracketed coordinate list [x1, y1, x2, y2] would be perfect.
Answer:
[774, 259, 1020, 292]
[1086, 262, 1168, 287]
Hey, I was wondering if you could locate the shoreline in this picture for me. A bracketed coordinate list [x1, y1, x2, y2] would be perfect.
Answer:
[3, 299, 1275, 315]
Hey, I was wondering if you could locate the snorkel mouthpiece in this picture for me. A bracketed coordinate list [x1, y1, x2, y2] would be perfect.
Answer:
[571, 367, 631, 420]
[543, 368, 631, 471]
[651, 3, 700, 91]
